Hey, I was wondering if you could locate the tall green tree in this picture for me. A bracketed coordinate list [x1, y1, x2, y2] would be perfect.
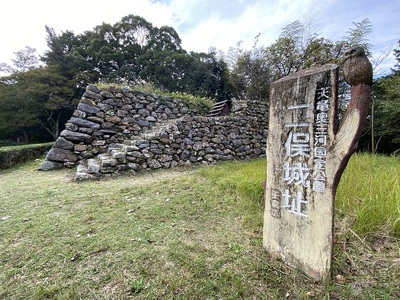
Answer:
[360, 41, 400, 154]
[227, 36, 270, 101]
[264, 17, 359, 81]
[43, 26, 95, 91]
[41, 14, 229, 100]
[0, 65, 76, 142]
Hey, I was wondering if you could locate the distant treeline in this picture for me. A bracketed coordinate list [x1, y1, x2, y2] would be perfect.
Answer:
[0, 15, 398, 154]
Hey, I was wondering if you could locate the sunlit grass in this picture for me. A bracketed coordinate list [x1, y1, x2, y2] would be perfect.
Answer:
[198, 159, 266, 229]
[336, 153, 400, 236]
[198, 159, 266, 203]
[198, 153, 400, 237]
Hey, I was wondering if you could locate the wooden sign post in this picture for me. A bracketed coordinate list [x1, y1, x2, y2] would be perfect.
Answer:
[263, 48, 372, 280]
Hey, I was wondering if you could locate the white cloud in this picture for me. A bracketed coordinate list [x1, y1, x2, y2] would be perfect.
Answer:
[176, 0, 327, 53]
[0, 0, 176, 63]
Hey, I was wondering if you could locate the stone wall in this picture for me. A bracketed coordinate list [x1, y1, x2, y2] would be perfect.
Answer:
[39, 84, 268, 180]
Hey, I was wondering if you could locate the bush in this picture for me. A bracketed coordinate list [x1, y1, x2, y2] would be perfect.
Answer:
[0, 143, 53, 169]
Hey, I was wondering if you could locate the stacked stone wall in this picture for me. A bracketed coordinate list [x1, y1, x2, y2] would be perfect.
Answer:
[40, 84, 268, 180]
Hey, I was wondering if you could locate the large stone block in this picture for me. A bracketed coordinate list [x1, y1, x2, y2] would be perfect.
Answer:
[47, 148, 78, 162]
[70, 117, 101, 129]
[54, 137, 74, 150]
[38, 160, 64, 170]
[148, 159, 161, 169]
[83, 90, 102, 101]
[77, 103, 100, 114]
[60, 130, 92, 143]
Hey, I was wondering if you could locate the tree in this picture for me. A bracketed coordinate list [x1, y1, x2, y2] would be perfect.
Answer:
[227, 35, 270, 101]
[264, 36, 300, 80]
[0, 65, 77, 142]
[363, 72, 400, 154]
[43, 26, 95, 90]
[184, 51, 231, 100]
[0, 74, 42, 142]
[345, 18, 372, 54]
[264, 16, 352, 81]
[360, 41, 400, 154]
[392, 39, 400, 72]
[41, 14, 230, 100]
[0, 46, 40, 75]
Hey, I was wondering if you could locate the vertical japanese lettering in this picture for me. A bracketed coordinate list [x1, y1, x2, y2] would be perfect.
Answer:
[312, 84, 330, 193]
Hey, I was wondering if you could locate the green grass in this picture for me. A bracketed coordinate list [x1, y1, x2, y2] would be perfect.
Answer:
[0, 142, 53, 152]
[336, 153, 400, 236]
[0, 154, 399, 299]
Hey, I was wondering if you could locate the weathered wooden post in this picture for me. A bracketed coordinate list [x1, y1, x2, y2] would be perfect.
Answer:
[263, 46, 372, 280]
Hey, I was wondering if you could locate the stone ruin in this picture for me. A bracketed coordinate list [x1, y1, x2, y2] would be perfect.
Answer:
[39, 84, 267, 180]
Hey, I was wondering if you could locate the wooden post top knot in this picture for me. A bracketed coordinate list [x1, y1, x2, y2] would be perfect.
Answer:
[343, 45, 373, 86]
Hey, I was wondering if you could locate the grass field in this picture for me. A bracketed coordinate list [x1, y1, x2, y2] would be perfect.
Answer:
[0, 154, 399, 299]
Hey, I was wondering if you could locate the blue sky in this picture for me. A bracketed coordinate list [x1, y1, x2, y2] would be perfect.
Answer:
[1, 0, 399, 76]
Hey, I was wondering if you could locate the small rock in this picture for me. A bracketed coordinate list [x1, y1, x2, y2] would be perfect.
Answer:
[70, 253, 81, 262]
[335, 274, 346, 284]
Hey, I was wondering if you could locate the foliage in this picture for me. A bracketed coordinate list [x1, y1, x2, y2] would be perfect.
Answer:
[0, 156, 399, 299]
[393, 39, 400, 72]
[226, 15, 367, 103]
[263, 17, 359, 81]
[345, 18, 373, 54]
[161, 90, 214, 111]
[41, 15, 230, 101]
[0, 142, 53, 169]
[359, 41, 400, 154]
[227, 36, 270, 101]
[0, 46, 40, 74]
[0, 65, 77, 142]
[367, 73, 400, 154]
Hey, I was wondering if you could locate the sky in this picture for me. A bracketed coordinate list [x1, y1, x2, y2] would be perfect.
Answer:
[1, 0, 399, 76]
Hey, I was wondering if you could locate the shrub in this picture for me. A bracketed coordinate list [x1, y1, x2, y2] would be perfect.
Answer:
[0, 143, 53, 169]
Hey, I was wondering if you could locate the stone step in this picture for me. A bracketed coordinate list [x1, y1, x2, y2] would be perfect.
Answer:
[74, 160, 98, 181]
[98, 153, 119, 168]
[87, 158, 101, 174]
[207, 100, 228, 117]
[73, 119, 180, 181]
